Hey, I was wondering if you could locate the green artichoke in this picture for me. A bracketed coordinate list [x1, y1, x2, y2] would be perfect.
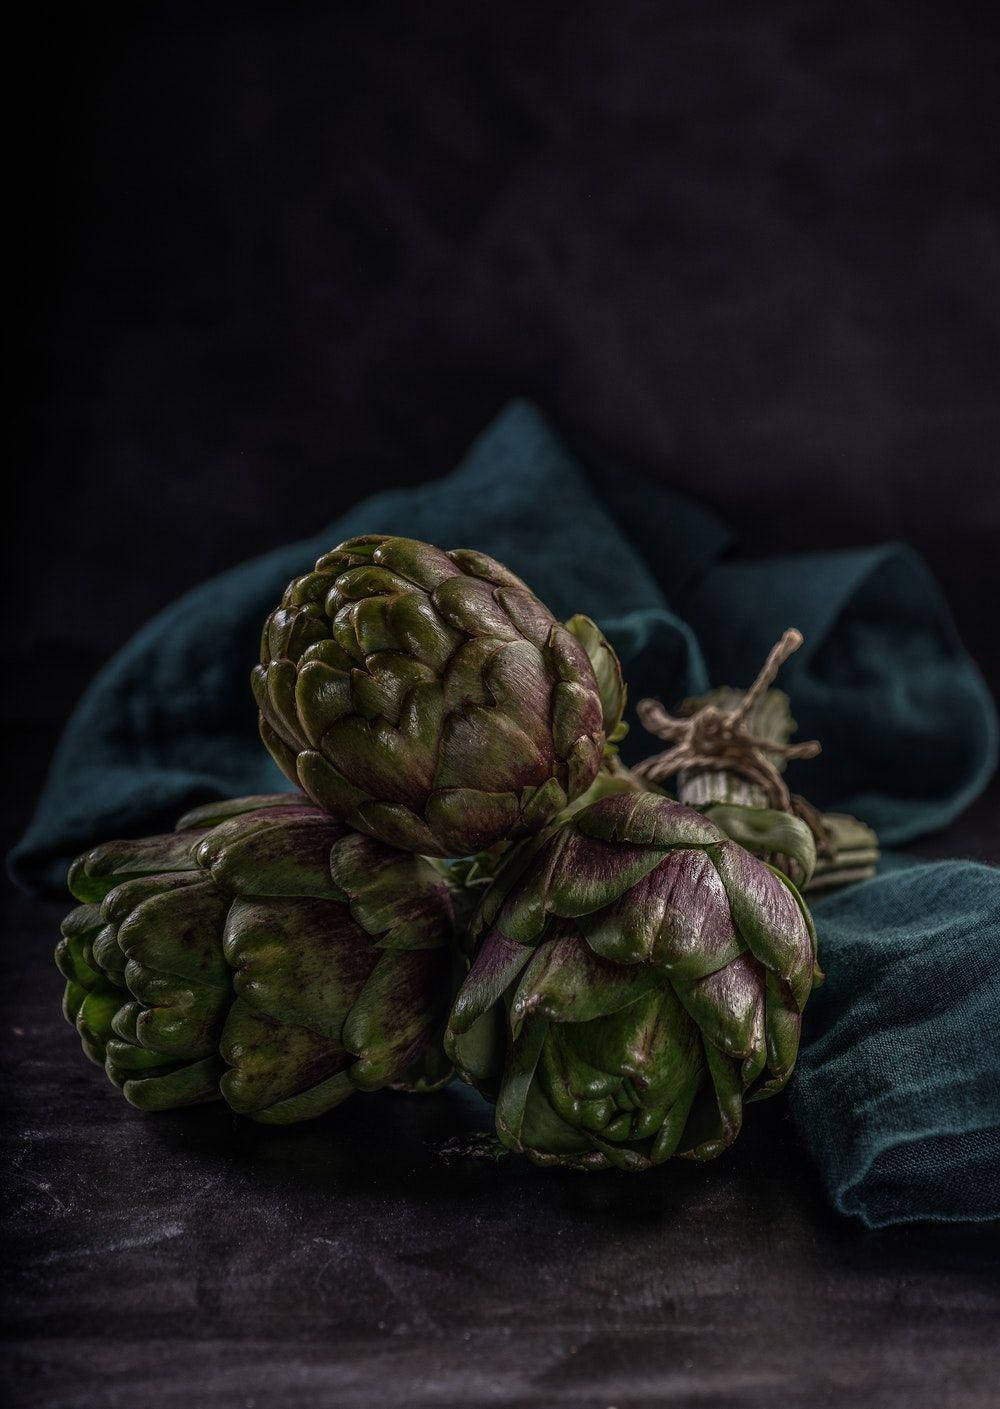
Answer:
[445, 791, 820, 1170]
[253, 535, 612, 857]
[57, 794, 456, 1122]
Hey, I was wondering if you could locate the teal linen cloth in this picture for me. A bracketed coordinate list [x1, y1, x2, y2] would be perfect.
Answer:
[10, 400, 999, 1226]
[792, 861, 1000, 1227]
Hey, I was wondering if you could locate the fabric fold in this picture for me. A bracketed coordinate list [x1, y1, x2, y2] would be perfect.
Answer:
[684, 546, 998, 843]
[791, 861, 1000, 1227]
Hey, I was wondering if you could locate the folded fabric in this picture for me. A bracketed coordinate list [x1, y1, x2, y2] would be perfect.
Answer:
[10, 399, 995, 894]
[791, 860, 1000, 1227]
[9, 399, 999, 1226]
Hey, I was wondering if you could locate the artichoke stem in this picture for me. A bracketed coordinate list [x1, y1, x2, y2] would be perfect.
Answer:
[673, 685, 793, 812]
[676, 767, 767, 810]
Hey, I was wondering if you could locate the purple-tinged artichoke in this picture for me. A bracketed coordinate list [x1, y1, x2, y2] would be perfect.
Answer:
[445, 792, 820, 1170]
[57, 794, 456, 1122]
[253, 536, 613, 857]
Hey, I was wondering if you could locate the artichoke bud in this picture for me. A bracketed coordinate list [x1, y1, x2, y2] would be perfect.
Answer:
[57, 794, 458, 1122]
[445, 792, 820, 1171]
[254, 536, 616, 857]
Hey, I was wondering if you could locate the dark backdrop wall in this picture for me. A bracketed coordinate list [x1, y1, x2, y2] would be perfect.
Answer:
[10, 0, 1000, 855]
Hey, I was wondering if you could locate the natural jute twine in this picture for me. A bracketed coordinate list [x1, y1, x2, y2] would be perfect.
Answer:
[634, 630, 828, 842]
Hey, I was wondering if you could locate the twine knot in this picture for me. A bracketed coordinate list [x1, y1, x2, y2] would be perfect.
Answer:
[634, 628, 822, 815]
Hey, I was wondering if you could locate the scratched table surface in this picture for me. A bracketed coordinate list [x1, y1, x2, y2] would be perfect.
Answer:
[3, 783, 999, 1409]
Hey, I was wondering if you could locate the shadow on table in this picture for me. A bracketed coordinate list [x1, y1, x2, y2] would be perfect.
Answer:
[141, 1077, 835, 1231]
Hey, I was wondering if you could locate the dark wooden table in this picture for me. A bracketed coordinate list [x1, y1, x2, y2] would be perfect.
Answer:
[4, 785, 999, 1409]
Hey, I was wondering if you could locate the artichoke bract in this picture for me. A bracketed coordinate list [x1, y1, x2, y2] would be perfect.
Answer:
[446, 792, 820, 1170]
[253, 535, 610, 857]
[57, 794, 456, 1122]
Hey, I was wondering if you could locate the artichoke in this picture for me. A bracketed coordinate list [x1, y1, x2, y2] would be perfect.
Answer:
[56, 794, 456, 1122]
[253, 535, 612, 857]
[446, 792, 820, 1170]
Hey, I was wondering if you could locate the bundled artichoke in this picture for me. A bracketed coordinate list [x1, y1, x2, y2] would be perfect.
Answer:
[57, 794, 456, 1121]
[636, 647, 878, 894]
[446, 792, 820, 1170]
[253, 535, 613, 856]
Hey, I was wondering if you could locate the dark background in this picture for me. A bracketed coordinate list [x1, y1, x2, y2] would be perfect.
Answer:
[9, 0, 1000, 853]
[5, 4, 999, 1406]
